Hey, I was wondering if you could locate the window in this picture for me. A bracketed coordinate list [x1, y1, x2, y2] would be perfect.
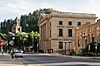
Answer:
[59, 21, 63, 25]
[50, 29, 51, 37]
[92, 34, 94, 36]
[92, 34, 94, 42]
[50, 22, 51, 27]
[68, 29, 72, 37]
[78, 37, 80, 47]
[68, 21, 72, 25]
[92, 37, 94, 42]
[59, 42, 63, 49]
[18, 28, 20, 31]
[59, 29, 63, 36]
[78, 22, 81, 26]
[13, 27, 15, 30]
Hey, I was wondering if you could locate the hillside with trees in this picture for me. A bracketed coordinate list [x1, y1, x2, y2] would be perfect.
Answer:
[0, 8, 57, 52]
[0, 8, 56, 33]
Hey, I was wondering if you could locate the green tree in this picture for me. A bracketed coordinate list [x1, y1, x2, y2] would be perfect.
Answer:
[28, 31, 40, 52]
[15, 32, 28, 49]
[20, 8, 56, 32]
[0, 8, 57, 34]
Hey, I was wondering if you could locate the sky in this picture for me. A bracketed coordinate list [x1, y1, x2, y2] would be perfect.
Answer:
[0, 0, 100, 22]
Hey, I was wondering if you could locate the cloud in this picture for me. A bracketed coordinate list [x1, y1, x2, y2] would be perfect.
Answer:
[0, 0, 71, 22]
[0, 0, 39, 21]
[88, 0, 96, 6]
[86, 0, 100, 17]
[0, 0, 100, 22]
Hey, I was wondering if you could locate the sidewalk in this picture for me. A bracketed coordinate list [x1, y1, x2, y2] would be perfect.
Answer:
[0, 52, 10, 55]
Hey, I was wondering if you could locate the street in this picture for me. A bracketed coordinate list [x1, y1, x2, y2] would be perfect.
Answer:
[0, 53, 23, 66]
[0, 53, 100, 66]
[17, 53, 100, 66]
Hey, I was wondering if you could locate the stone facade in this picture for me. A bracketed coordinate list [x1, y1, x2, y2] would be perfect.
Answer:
[75, 19, 100, 52]
[38, 11, 97, 53]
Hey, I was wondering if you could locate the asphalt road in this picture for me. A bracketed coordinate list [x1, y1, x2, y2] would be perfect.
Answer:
[0, 53, 23, 65]
[0, 53, 100, 66]
[17, 54, 100, 66]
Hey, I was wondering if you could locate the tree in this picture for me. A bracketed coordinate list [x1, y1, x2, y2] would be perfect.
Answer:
[20, 8, 56, 32]
[15, 32, 28, 49]
[0, 8, 57, 34]
[28, 31, 40, 52]
[14, 31, 39, 52]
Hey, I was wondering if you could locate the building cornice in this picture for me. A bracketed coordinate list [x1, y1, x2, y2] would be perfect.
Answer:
[50, 15, 97, 19]
[39, 12, 97, 26]
[39, 15, 97, 24]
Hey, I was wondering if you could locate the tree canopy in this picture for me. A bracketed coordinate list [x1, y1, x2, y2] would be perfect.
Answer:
[0, 8, 56, 33]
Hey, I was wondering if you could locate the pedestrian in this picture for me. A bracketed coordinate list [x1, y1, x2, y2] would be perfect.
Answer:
[11, 51, 15, 59]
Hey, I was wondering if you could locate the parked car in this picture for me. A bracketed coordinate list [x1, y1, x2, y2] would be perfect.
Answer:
[15, 50, 23, 58]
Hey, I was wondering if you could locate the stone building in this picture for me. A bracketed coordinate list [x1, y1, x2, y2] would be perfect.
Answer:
[11, 17, 22, 33]
[75, 19, 100, 52]
[38, 11, 97, 53]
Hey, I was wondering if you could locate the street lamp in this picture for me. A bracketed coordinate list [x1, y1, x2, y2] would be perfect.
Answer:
[64, 41, 67, 55]
[12, 37, 15, 40]
[68, 40, 71, 55]
[87, 34, 90, 45]
[82, 33, 87, 50]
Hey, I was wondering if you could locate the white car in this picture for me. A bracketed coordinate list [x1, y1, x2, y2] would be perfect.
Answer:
[15, 51, 23, 58]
